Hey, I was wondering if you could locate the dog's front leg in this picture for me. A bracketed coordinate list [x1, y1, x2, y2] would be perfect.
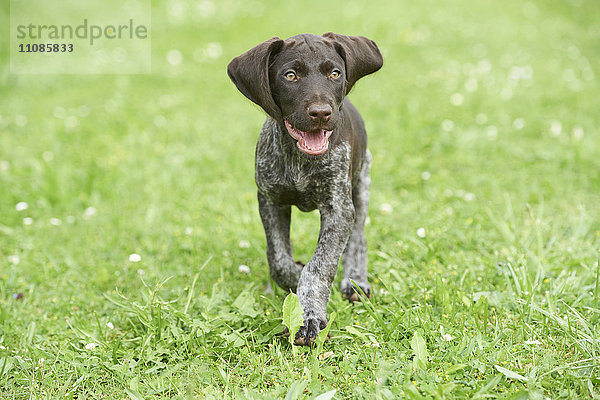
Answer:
[258, 192, 302, 291]
[295, 198, 355, 345]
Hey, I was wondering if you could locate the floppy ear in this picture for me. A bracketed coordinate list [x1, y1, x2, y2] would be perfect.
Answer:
[322, 32, 383, 95]
[227, 37, 284, 119]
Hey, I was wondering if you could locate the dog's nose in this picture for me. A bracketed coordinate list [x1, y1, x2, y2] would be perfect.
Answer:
[308, 104, 332, 123]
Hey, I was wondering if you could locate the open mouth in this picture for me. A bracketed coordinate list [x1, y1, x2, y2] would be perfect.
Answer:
[284, 120, 333, 155]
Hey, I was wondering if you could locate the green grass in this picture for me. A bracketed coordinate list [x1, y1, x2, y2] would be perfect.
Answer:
[1, 0, 600, 398]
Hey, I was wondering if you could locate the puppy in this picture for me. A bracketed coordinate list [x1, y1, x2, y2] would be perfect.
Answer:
[228, 32, 382, 345]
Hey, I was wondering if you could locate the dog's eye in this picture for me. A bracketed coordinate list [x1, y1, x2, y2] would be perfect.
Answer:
[330, 69, 341, 79]
[284, 71, 297, 81]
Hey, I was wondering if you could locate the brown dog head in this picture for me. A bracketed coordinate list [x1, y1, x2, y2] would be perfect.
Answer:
[228, 33, 382, 155]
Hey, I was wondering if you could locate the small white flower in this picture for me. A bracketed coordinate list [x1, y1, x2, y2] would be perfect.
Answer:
[185, 227, 193, 235]
[477, 60, 491, 74]
[500, 87, 513, 101]
[42, 151, 54, 162]
[442, 333, 454, 341]
[463, 193, 475, 202]
[441, 120, 454, 131]
[166, 49, 183, 66]
[23, 217, 33, 225]
[370, 341, 380, 348]
[379, 203, 393, 214]
[64, 116, 79, 130]
[487, 126, 498, 140]
[525, 339, 541, 345]
[53, 106, 66, 119]
[154, 115, 167, 127]
[204, 42, 223, 60]
[78, 105, 90, 117]
[512, 118, 525, 130]
[572, 127, 584, 140]
[106, 322, 114, 330]
[550, 121, 562, 137]
[83, 206, 97, 219]
[129, 253, 141, 262]
[39, 358, 45, 365]
[475, 113, 488, 125]
[238, 264, 250, 274]
[49, 218, 62, 226]
[0, 345, 6, 350]
[196, 0, 215, 17]
[8, 255, 20, 265]
[15, 202, 28, 211]
[509, 66, 523, 80]
[15, 114, 28, 127]
[416, 227, 426, 238]
[104, 99, 117, 113]
[238, 240, 250, 248]
[450, 93, 464, 106]
[421, 171, 431, 181]
[464, 77, 478, 92]
[85, 343, 96, 351]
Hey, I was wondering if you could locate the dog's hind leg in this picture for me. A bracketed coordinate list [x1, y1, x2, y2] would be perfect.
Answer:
[341, 150, 372, 300]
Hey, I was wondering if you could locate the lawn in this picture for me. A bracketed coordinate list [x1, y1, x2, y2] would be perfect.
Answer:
[1, 0, 599, 398]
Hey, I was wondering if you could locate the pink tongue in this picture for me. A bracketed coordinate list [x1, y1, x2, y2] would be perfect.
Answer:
[303, 130, 325, 149]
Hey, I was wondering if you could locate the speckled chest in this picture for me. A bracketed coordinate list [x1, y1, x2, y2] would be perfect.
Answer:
[255, 121, 352, 212]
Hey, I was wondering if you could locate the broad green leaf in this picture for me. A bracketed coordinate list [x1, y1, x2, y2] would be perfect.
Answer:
[494, 365, 528, 382]
[219, 331, 245, 348]
[0, 356, 13, 378]
[403, 382, 423, 400]
[314, 389, 337, 400]
[126, 377, 144, 400]
[285, 379, 308, 400]
[310, 313, 336, 382]
[125, 389, 145, 400]
[232, 291, 259, 318]
[445, 363, 467, 374]
[315, 312, 335, 347]
[346, 325, 368, 342]
[503, 390, 544, 400]
[411, 330, 428, 370]
[473, 374, 502, 398]
[462, 295, 472, 307]
[218, 366, 228, 384]
[282, 293, 303, 347]
[129, 376, 140, 393]
[191, 318, 210, 334]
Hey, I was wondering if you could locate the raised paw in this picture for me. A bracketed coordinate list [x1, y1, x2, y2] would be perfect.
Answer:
[294, 317, 326, 346]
